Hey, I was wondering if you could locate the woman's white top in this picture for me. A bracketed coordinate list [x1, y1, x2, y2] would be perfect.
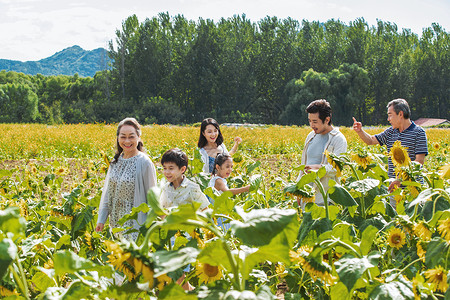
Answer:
[97, 152, 156, 240]
[199, 143, 229, 173]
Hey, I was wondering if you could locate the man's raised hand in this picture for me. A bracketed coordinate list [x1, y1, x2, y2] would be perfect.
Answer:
[352, 117, 362, 132]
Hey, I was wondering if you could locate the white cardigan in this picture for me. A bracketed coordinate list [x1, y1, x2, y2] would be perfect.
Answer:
[97, 152, 157, 229]
[199, 143, 229, 173]
[298, 127, 347, 205]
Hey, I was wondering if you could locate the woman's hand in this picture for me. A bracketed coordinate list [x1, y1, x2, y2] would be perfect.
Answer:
[234, 136, 242, 144]
[95, 223, 104, 232]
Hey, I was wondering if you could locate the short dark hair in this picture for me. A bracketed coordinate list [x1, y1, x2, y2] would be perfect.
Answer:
[387, 98, 410, 119]
[161, 148, 188, 170]
[306, 99, 332, 125]
[212, 153, 232, 175]
[197, 118, 224, 148]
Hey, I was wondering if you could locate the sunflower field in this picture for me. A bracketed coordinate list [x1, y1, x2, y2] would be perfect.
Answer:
[0, 124, 449, 299]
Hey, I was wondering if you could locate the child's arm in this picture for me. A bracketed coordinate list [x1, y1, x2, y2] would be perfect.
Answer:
[228, 137, 242, 155]
[215, 178, 249, 195]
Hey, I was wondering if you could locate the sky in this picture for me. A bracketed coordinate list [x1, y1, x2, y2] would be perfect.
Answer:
[1, 0, 449, 62]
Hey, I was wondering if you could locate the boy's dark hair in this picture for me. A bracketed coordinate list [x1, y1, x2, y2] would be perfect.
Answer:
[212, 153, 232, 175]
[198, 118, 224, 148]
[161, 148, 188, 170]
[306, 99, 332, 125]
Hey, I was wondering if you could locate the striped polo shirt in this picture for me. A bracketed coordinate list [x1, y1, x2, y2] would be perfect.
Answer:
[375, 121, 428, 178]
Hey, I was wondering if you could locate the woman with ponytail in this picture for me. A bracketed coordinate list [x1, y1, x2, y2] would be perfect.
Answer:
[95, 118, 157, 241]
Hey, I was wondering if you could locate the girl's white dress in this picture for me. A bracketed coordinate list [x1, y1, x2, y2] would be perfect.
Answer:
[208, 175, 231, 231]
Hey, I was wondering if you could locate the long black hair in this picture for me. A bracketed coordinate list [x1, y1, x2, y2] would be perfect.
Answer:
[197, 118, 224, 148]
[112, 117, 144, 164]
[212, 153, 232, 175]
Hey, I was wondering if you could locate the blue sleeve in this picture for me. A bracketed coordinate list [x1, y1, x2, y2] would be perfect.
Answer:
[375, 128, 390, 146]
[415, 129, 428, 155]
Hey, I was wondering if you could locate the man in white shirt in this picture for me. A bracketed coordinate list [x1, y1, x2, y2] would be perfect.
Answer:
[299, 99, 348, 206]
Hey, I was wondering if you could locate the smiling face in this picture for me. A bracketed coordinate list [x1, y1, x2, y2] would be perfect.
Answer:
[118, 124, 140, 157]
[203, 124, 219, 145]
[216, 157, 233, 178]
[387, 105, 403, 129]
[162, 161, 186, 185]
[308, 112, 331, 135]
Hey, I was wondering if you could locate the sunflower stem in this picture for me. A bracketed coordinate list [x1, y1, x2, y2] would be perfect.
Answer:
[350, 164, 361, 181]
[320, 239, 362, 259]
[15, 256, 30, 299]
[221, 239, 242, 291]
[314, 178, 329, 220]
[387, 258, 422, 282]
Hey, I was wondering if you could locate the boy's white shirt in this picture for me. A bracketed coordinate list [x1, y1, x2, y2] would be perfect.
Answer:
[159, 176, 210, 210]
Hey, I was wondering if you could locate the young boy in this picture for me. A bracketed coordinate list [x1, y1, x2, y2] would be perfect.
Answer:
[159, 148, 209, 210]
[159, 148, 209, 291]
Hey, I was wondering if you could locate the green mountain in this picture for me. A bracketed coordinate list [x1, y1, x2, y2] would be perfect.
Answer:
[0, 45, 110, 77]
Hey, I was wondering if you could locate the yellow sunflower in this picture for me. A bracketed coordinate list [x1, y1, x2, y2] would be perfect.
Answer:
[325, 150, 343, 177]
[386, 227, 406, 250]
[275, 263, 287, 278]
[201, 228, 216, 241]
[437, 219, 450, 242]
[102, 151, 110, 168]
[413, 222, 431, 241]
[141, 264, 155, 288]
[302, 258, 334, 285]
[122, 257, 137, 280]
[284, 183, 315, 205]
[99, 165, 108, 173]
[82, 170, 89, 179]
[351, 151, 372, 169]
[55, 166, 68, 176]
[433, 143, 440, 151]
[424, 266, 448, 292]
[195, 262, 223, 284]
[19, 199, 28, 217]
[389, 141, 411, 168]
[289, 245, 313, 265]
[416, 242, 426, 262]
[44, 259, 54, 269]
[84, 231, 93, 250]
[105, 241, 131, 270]
[156, 274, 172, 291]
[29, 164, 38, 174]
[0, 286, 18, 297]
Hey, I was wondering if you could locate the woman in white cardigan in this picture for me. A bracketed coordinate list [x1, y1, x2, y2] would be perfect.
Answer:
[197, 118, 242, 174]
[95, 118, 157, 241]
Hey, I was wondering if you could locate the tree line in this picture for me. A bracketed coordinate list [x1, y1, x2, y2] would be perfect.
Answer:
[0, 13, 448, 125]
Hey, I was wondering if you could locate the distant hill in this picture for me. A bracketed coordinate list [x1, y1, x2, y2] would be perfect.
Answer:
[0, 45, 111, 77]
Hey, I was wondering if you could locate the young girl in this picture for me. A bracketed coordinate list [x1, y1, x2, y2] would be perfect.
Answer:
[96, 118, 157, 241]
[208, 154, 249, 231]
[209, 153, 250, 195]
[198, 118, 242, 173]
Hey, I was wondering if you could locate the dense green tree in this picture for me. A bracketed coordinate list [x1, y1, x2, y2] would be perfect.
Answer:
[0, 83, 39, 122]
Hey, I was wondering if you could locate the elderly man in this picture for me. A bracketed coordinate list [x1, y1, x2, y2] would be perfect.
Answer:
[352, 98, 428, 204]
